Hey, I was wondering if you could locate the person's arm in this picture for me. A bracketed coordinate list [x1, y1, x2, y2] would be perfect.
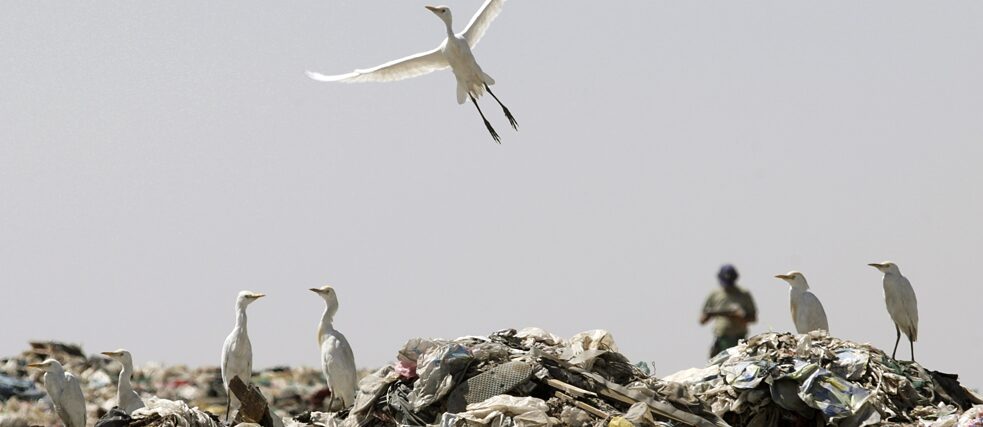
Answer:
[743, 293, 758, 323]
[699, 295, 713, 325]
[699, 312, 711, 325]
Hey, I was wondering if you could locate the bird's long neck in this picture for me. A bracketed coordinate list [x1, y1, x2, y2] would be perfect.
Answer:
[319, 306, 335, 331]
[317, 305, 336, 345]
[118, 361, 135, 400]
[443, 17, 454, 37]
[235, 305, 248, 332]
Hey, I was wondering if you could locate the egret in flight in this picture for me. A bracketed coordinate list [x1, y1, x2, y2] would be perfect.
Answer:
[774, 271, 830, 334]
[869, 262, 919, 361]
[221, 290, 265, 421]
[101, 349, 145, 415]
[306, 0, 517, 143]
[310, 285, 356, 411]
[27, 359, 86, 427]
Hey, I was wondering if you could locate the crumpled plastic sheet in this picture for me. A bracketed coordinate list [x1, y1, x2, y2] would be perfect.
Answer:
[397, 338, 443, 380]
[791, 362, 877, 424]
[131, 397, 222, 427]
[568, 330, 618, 356]
[408, 343, 473, 411]
[514, 328, 564, 348]
[957, 404, 983, 426]
[439, 395, 553, 427]
[721, 360, 773, 390]
[558, 406, 592, 427]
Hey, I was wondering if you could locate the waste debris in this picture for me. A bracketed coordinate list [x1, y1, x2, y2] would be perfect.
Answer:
[662, 331, 983, 427]
[2, 330, 982, 427]
[0, 341, 355, 426]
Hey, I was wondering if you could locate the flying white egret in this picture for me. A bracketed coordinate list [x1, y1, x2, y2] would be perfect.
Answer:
[27, 359, 86, 427]
[310, 285, 356, 411]
[306, 0, 517, 143]
[221, 290, 265, 421]
[869, 262, 919, 361]
[774, 271, 830, 334]
[100, 349, 145, 415]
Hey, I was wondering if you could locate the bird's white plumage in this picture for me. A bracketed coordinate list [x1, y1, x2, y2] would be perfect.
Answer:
[102, 349, 145, 415]
[305, 48, 449, 83]
[306, 1, 506, 103]
[31, 360, 86, 427]
[777, 272, 830, 334]
[793, 290, 830, 333]
[320, 331, 357, 407]
[311, 285, 357, 410]
[461, 0, 507, 48]
[877, 263, 919, 341]
[221, 291, 264, 419]
[870, 262, 919, 360]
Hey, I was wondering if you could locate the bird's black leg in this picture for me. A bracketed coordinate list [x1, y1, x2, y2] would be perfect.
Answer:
[892, 325, 901, 359]
[484, 84, 518, 130]
[470, 94, 500, 143]
[910, 337, 915, 362]
[225, 395, 231, 423]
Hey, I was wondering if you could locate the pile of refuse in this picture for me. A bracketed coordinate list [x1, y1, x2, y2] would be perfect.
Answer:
[663, 331, 983, 427]
[0, 341, 341, 426]
[303, 327, 726, 427]
[300, 329, 983, 427]
[2, 330, 982, 427]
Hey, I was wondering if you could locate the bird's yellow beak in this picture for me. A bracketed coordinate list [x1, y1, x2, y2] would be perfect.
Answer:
[309, 288, 320, 293]
[100, 351, 119, 357]
[252, 293, 265, 299]
[27, 363, 43, 368]
[425, 5, 439, 12]
[775, 274, 792, 280]
[867, 263, 883, 268]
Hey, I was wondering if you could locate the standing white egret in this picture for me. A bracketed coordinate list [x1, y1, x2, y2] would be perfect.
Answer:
[869, 262, 919, 361]
[306, 0, 517, 143]
[310, 285, 356, 411]
[774, 271, 830, 334]
[27, 359, 86, 427]
[221, 290, 265, 421]
[100, 349, 145, 415]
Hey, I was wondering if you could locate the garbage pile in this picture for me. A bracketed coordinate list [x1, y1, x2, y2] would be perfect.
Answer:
[302, 328, 727, 427]
[662, 331, 983, 427]
[0, 341, 339, 426]
[2, 331, 983, 427]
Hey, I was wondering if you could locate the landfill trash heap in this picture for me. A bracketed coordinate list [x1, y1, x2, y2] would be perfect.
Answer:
[1, 330, 982, 427]
[0, 341, 349, 427]
[662, 330, 983, 427]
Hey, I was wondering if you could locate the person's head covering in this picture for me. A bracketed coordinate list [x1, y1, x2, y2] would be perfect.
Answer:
[718, 264, 739, 287]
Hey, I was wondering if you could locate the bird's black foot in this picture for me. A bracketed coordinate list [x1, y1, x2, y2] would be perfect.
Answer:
[483, 119, 501, 143]
[503, 108, 518, 130]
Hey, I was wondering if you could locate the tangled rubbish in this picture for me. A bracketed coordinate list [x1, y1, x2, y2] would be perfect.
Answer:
[1, 330, 982, 427]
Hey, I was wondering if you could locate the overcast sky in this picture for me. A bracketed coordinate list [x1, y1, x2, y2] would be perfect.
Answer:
[2, 1, 981, 390]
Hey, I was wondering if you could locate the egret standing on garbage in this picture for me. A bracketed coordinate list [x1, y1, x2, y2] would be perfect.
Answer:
[27, 359, 86, 427]
[101, 349, 145, 415]
[774, 271, 830, 334]
[306, 0, 518, 143]
[310, 285, 356, 411]
[221, 290, 265, 421]
[869, 262, 919, 361]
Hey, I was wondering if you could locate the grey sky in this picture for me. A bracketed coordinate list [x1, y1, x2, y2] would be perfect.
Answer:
[2, 1, 981, 390]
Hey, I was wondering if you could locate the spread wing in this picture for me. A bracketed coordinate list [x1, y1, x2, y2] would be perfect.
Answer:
[306, 47, 449, 83]
[460, 0, 507, 48]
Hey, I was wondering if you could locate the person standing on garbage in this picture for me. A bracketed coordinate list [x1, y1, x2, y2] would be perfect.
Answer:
[699, 264, 757, 358]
